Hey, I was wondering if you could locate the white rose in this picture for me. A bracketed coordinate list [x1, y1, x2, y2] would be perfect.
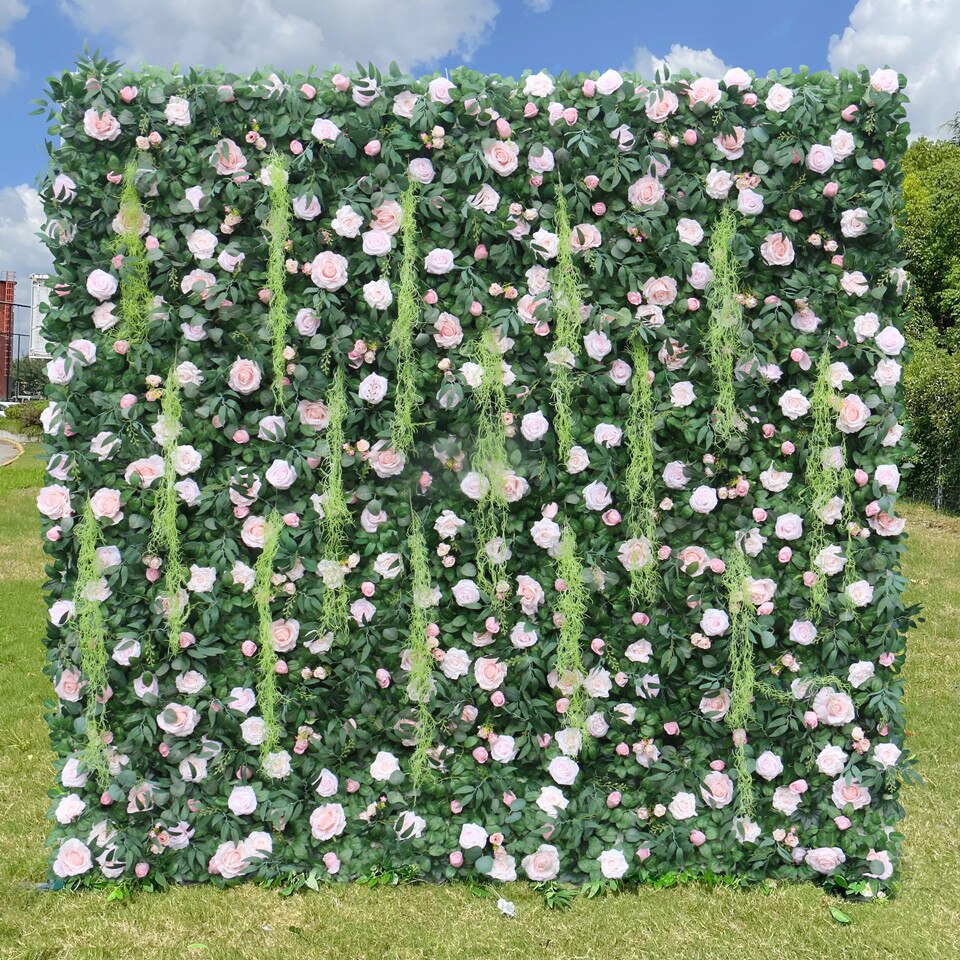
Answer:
[583, 481, 612, 511]
[689, 485, 718, 514]
[765, 82, 793, 112]
[845, 579, 874, 607]
[566, 445, 590, 473]
[451, 579, 480, 606]
[670, 381, 696, 407]
[788, 619, 818, 645]
[779, 388, 810, 420]
[358, 373, 388, 404]
[755, 751, 784, 781]
[370, 751, 400, 781]
[521, 411, 550, 441]
[598, 849, 628, 879]
[676, 217, 705, 244]
[700, 608, 730, 637]
[668, 791, 697, 820]
[817, 744, 849, 776]
[848, 660, 875, 688]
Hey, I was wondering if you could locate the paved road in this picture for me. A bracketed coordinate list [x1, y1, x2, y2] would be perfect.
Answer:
[0, 439, 22, 467]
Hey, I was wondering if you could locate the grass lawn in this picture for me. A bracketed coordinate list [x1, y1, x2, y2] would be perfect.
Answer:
[1, 443, 958, 960]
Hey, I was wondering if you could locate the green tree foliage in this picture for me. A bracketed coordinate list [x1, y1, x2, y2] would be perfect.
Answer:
[901, 138, 960, 508]
[901, 139, 960, 335]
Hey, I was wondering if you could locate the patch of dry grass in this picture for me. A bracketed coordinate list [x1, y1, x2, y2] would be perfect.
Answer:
[0, 452, 957, 960]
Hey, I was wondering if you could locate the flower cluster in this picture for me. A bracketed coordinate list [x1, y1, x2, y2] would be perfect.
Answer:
[38, 56, 913, 894]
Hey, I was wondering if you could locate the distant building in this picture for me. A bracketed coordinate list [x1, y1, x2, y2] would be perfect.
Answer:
[28, 274, 51, 359]
[0, 271, 15, 400]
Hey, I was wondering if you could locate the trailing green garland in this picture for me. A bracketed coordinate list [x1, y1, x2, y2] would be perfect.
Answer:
[254, 510, 283, 760]
[804, 350, 860, 618]
[150, 367, 188, 656]
[389, 182, 421, 453]
[72, 500, 110, 785]
[406, 510, 437, 791]
[469, 328, 510, 606]
[554, 523, 588, 735]
[265, 154, 291, 408]
[705, 206, 744, 445]
[624, 340, 659, 602]
[114, 157, 153, 345]
[319, 366, 351, 641]
[550, 183, 585, 459]
[723, 545, 757, 819]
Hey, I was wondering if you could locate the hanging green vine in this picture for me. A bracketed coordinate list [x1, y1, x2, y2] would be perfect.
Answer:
[551, 182, 585, 459]
[624, 340, 659, 602]
[723, 545, 757, 819]
[804, 350, 844, 619]
[705, 206, 744, 445]
[265, 153, 291, 408]
[554, 523, 588, 735]
[389, 182, 421, 453]
[254, 510, 283, 760]
[468, 328, 510, 607]
[114, 157, 153, 345]
[319, 366, 351, 641]
[73, 500, 111, 786]
[406, 509, 436, 791]
[150, 367, 188, 656]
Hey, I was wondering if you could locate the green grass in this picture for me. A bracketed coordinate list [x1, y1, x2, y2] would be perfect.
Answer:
[1, 445, 958, 959]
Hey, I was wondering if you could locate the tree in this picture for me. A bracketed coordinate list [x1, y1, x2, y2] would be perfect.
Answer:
[9, 356, 45, 397]
[901, 138, 960, 337]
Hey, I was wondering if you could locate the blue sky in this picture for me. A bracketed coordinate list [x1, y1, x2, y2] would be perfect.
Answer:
[0, 0, 957, 309]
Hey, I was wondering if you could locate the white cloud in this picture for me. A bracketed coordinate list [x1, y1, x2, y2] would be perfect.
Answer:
[0, 0, 27, 91]
[59, 0, 499, 73]
[0, 185, 53, 326]
[828, 0, 960, 138]
[631, 43, 730, 81]
[526, 0, 553, 11]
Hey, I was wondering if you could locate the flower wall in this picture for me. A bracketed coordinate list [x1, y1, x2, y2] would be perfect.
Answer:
[37, 56, 916, 894]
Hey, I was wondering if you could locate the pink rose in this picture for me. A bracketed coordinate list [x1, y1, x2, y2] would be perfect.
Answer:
[228, 358, 262, 395]
[628, 176, 664, 207]
[37, 484, 73, 520]
[211, 138, 247, 176]
[310, 802, 347, 840]
[308, 250, 349, 291]
[760, 232, 795, 266]
[83, 109, 121, 141]
[645, 89, 679, 122]
[483, 140, 520, 176]
[805, 143, 835, 174]
[53, 838, 93, 877]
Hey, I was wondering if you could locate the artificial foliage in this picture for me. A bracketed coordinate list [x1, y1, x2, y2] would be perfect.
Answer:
[37, 55, 917, 894]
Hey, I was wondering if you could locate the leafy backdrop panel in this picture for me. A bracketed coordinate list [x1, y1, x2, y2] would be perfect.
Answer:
[36, 56, 916, 895]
